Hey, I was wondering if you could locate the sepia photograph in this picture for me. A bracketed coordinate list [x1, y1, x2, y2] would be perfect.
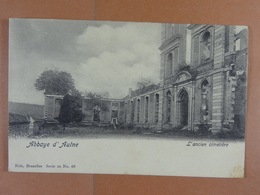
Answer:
[8, 18, 248, 177]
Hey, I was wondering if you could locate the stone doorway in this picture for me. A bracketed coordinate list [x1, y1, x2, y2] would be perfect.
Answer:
[178, 90, 189, 126]
[93, 105, 101, 122]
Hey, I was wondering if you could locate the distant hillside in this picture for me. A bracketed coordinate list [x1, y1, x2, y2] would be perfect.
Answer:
[9, 102, 44, 120]
[9, 113, 30, 124]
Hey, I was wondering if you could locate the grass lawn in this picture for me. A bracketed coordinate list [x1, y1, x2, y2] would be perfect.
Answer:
[9, 124, 245, 140]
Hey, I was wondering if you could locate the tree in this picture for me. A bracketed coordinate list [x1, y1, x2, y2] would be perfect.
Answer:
[35, 70, 84, 129]
[136, 78, 152, 90]
[58, 94, 84, 130]
[84, 92, 109, 111]
[35, 70, 75, 95]
[136, 78, 155, 94]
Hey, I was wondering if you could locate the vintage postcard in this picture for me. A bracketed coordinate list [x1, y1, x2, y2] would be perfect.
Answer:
[8, 18, 248, 177]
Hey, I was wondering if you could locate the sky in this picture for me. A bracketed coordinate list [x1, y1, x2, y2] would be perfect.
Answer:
[9, 19, 161, 105]
[8, 19, 247, 105]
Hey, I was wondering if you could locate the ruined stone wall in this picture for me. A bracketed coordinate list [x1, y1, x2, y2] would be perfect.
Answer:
[44, 95, 63, 120]
[82, 98, 94, 122]
[233, 48, 248, 133]
[100, 101, 111, 123]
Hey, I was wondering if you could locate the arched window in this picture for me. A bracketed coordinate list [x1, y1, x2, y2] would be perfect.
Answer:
[166, 91, 172, 123]
[200, 31, 211, 62]
[111, 102, 119, 119]
[201, 80, 209, 91]
[178, 90, 189, 126]
[145, 96, 149, 123]
[155, 94, 159, 123]
[137, 99, 140, 123]
[201, 79, 209, 123]
[93, 105, 101, 122]
[124, 102, 127, 122]
[130, 100, 134, 123]
[166, 53, 173, 76]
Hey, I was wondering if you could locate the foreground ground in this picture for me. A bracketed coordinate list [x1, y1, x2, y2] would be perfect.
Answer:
[9, 124, 245, 140]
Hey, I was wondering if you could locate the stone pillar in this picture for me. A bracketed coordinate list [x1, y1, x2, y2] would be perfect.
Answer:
[157, 90, 164, 130]
[44, 95, 65, 120]
[153, 94, 156, 124]
[179, 25, 187, 65]
[148, 94, 154, 124]
[157, 47, 166, 130]
[173, 86, 177, 127]
[211, 26, 226, 133]
[188, 86, 193, 129]
[43, 95, 49, 119]
[44, 95, 55, 120]
[191, 81, 196, 131]
[225, 75, 237, 126]
[160, 53, 165, 87]
[211, 72, 225, 133]
[161, 24, 167, 43]
[223, 25, 235, 55]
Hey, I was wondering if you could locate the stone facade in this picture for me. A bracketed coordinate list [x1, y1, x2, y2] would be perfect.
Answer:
[43, 24, 248, 133]
[44, 95, 124, 126]
[81, 98, 124, 126]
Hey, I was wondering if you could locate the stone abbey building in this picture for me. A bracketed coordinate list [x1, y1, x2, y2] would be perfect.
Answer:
[44, 24, 248, 133]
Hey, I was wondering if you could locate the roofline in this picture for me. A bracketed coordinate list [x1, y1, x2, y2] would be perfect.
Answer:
[83, 97, 125, 102]
[125, 87, 162, 100]
[101, 98, 125, 102]
[45, 94, 64, 98]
